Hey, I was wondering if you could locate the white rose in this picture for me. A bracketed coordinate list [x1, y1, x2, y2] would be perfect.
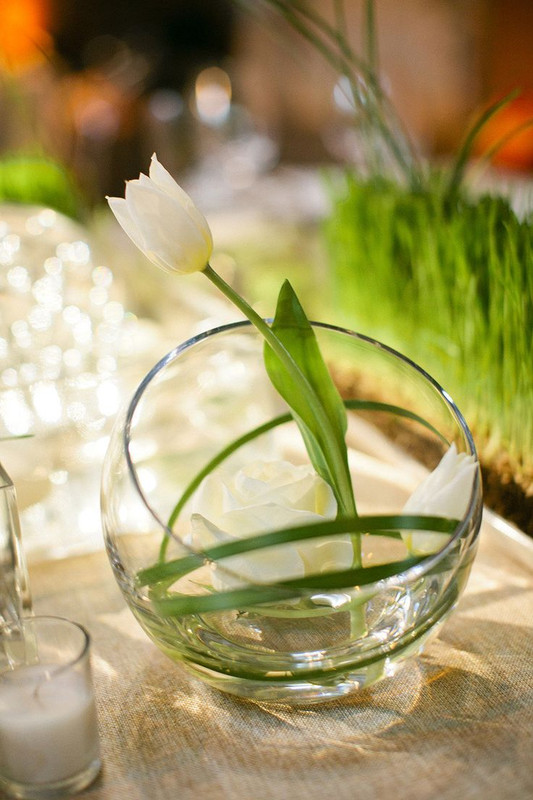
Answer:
[402, 443, 478, 555]
[189, 459, 352, 589]
[107, 153, 212, 275]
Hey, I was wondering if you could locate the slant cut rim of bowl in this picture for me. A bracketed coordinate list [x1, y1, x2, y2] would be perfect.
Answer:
[122, 319, 482, 592]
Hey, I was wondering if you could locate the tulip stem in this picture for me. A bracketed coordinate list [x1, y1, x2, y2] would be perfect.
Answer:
[203, 265, 358, 527]
[204, 263, 363, 639]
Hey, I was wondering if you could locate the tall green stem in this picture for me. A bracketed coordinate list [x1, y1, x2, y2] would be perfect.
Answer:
[203, 265, 358, 529]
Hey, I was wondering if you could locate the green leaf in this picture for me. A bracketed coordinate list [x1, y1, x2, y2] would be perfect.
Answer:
[263, 280, 355, 516]
[204, 268, 356, 521]
[267, 281, 348, 441]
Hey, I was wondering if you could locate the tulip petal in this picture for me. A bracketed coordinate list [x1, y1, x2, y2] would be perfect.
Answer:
[402, 444, 477, 555]
[149, 154, 213, 250]
[124, 181, 211, 273]
[107, 196, 148, 253]
[108, 156, 214, 275]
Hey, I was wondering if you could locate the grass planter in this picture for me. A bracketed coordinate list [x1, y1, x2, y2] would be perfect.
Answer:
[324, 174, 533, 534]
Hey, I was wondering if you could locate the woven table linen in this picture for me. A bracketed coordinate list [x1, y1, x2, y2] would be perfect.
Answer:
[26, 510, 533, 800]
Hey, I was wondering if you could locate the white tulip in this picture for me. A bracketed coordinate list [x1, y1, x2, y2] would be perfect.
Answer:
[189, 460, 353, 589]
[107, 153, 213, 274]
[402, 443, 477, 555]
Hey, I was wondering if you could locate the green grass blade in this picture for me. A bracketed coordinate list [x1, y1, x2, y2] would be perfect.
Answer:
[139, 513, 458, 587]
[447, 90, 520, 196]
[158, 412, 293, 560]
[255, 0, 418, 187]
[471, 116, 533, 179]
[363, 0, 378, 75]
[151, 554, 425, 617]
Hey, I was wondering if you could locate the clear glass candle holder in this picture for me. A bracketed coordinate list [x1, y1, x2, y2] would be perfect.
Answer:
[0, 615, 101, 798]
[102, 321, 483, 705]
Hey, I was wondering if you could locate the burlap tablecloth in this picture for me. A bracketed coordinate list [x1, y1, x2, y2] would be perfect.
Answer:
[25, 510, 533, 800]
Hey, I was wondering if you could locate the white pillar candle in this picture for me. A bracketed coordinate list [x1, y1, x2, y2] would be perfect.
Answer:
[0, 663, 100, 785]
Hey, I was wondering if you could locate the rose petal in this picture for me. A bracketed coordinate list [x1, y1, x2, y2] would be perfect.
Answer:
[190, 513, 305, 588]
[298, 536, 354, 574]
[189, 459, 347, 590]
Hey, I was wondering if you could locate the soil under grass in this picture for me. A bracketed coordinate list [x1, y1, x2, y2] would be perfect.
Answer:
[481, 457, 532, 537]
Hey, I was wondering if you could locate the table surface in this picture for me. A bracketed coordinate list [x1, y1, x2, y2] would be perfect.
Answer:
[25, 510, 533, 800]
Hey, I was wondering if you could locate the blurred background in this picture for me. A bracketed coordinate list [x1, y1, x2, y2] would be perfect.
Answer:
[1, 0, 532, 206]
[0, 0, 532, 558]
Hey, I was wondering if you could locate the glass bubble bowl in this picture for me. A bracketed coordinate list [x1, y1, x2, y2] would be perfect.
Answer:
[101, 321, 482, 705]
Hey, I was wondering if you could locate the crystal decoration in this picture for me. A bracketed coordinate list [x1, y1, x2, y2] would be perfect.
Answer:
[0, 204, 163, 560]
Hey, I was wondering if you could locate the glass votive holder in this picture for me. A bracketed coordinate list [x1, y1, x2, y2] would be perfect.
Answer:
[0, 615, 101, 799]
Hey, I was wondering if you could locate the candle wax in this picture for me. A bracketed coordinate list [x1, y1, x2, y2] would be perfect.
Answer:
[0, 664, 99, 785]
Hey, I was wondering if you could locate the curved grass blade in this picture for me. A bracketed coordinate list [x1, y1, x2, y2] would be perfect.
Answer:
[446, 90, 519, 196]
[151, 554, 424, 617]
[161, 579, 461, 681]
[140, 513, 458, 587]
[470, 116, 533, 181]
[347, 399, 447, 442]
